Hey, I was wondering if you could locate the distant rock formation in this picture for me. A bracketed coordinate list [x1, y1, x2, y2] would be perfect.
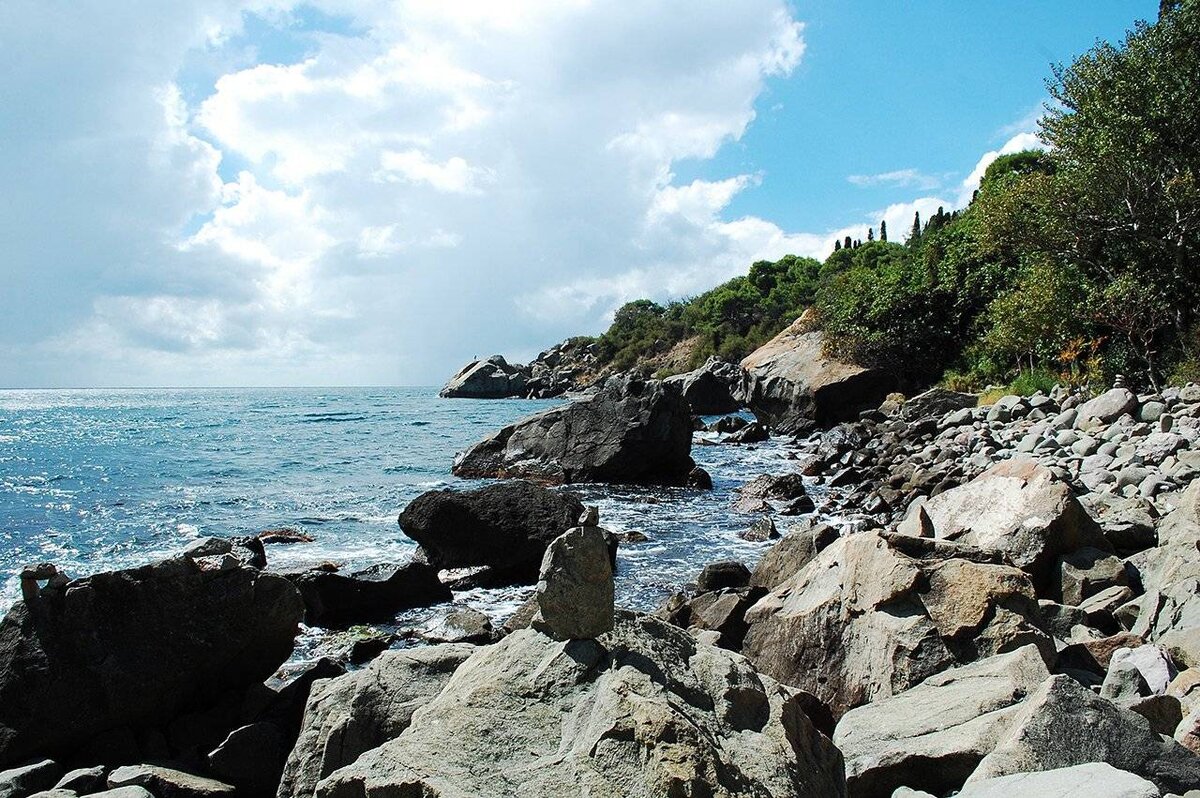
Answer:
[440, 339, 603, 399]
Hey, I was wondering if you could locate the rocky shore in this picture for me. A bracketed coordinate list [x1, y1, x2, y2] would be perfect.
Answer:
[4, 374, 1200, 797]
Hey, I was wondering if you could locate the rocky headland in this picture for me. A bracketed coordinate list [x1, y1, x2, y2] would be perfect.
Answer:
[4, 373, 1200, 797]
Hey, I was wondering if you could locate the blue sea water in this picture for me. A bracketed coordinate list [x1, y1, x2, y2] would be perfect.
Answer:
[0, 387, 793, 630]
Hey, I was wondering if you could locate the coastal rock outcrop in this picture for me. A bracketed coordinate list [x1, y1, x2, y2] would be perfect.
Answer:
[397, 481, 584, 580]
[741, 530, 1052, 719]
[0, 555, 303, 767]
[439, 355, 528, 399]
[313, 613, 846, 798]
[451, 375, 696, 486]
[739, 310, 895, 432]
[663, 356, 746, 415]
[285, 561, 450, 627]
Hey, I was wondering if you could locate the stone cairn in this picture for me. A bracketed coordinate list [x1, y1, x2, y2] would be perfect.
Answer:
[533, 505, 615, 640]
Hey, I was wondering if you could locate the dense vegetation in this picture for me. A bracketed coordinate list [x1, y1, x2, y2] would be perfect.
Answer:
[585, 2, 1200, 392]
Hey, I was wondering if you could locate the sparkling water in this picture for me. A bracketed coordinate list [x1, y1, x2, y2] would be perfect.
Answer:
[0, 387, 797, 627]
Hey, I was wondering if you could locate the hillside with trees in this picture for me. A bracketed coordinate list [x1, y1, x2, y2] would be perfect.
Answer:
[581, 1, 1199, 394]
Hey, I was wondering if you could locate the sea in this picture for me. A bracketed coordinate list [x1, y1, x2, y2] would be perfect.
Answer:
[0, 387, 796, 656]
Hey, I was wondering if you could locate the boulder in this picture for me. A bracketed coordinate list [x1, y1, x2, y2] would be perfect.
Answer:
[52, 768, 105, 794]
[953, 763, 1159, 798]
[740, 309, 895, 432]
[0, 556, 303, 767]
[286, 561, 450, 627]
[398, 481, 584, 578]
[1058, 547, 1130, 606]
[833, 645, 1053, 798]
[911, 458, 1110, 594]
[0, 761, 63, 798]
[742, 531, 1052, 720]
[663, 357, 745, 415]
[314, 613, 846, 798]
[106, 766, 233, 798]
[452, 375, 695, 486]
[900, 388, 979, 421]
[439, 355, 529, 399]
[1129, 480, 1200, 593]
[734, 473, 809, 513]
[968, 674, 1200, 794]
[725, 420, 770, 444]
[1075, 388, 1139, 430]
[696, 561, 752, 593]
[532, 526, 614, 641]
[277, 644, 475, 798]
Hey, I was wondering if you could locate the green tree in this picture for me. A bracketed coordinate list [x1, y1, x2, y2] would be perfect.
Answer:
[879, 219, 888, 242]
[1042, 2, 1200, 346]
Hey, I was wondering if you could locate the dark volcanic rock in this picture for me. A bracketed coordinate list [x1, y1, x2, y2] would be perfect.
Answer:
[0, 557, 303, 767]
[451, 375, 695, 486]
[663, 357, 745, 415]
[286, 561, 450, 627]
[399, 481, 584, 578]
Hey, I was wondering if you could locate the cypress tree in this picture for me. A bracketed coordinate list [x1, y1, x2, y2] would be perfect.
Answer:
[867, 227, 874, 242]
[910, 211, 921, 245]
[844, 235, 852, 250]
[879, 220, 888, 242]
[834, 239, 842, 252]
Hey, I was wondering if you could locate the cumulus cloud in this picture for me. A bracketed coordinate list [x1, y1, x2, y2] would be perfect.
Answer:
[0, 0, 1054, 388]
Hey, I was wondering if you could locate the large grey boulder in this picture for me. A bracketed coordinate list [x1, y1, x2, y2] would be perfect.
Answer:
[742, 531, 1052, 720]
[833, 646, 1053, 798]
[439, 355, 529, 399]
[277, 644, 475, 798]
[1129, 480, 1200, 593]
[953, 763, 1159, 798]
[663, 357, 745, 415]
[968, 674, 1200, 794]
[899, 387, 979, 421]
[909, 458, 1110, 594]
[397, 481, 584, 579]
[0, 761, 63, 798]
[452, 375, 695, 486]
[1075, 388, 1139, 430]
[314, 613, 846, 797]
[739, 309, 895, 432]
[532, 525, 614, 641]
[0, 556, 303, 767]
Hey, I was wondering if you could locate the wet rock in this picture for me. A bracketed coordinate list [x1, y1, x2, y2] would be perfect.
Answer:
[452, 375, 695, 486]
[257, 528, 315, 545]
[419, 608, 494, 645]
[287, 560, 450, 627]
[687, 466, 713, 490]
[696, 560, 751, 593]
[726, 421, 769, 444]
[315, 613, 846, 798]
[277, 644, 475, 798]
[0, 556, 303, 767]
[740, 516, 780, 542]
[532, 526, 614, 641]
[398, 480, 584, 577]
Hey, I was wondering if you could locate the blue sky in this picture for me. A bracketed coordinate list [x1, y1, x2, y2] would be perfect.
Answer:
[0, 1, 1159, 387]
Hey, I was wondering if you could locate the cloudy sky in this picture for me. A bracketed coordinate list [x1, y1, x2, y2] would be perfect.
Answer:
[0, 1, 1155, 388]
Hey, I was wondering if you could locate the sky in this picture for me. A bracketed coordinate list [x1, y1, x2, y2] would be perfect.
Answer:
[0, 0, 1159, 388]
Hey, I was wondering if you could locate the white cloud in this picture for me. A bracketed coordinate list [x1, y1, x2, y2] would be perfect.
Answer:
[376, 149, 489, 194]
[847, 168, 943, 191]
[958, 131, 1047, 205]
